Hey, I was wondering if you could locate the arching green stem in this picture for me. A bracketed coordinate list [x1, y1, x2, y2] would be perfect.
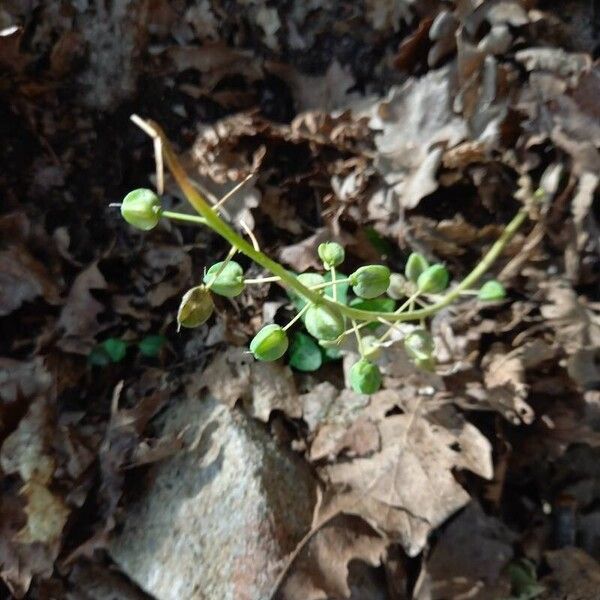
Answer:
[147, 119, 528, 324]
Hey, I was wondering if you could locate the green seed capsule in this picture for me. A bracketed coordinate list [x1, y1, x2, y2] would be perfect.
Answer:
[405, 252, 429, 283]
[305, 304, 345, 341]
[297, 272, 326, 288]
[318, 242, 345, 269]
[177, 285, 214, 330]
[350, 358, 382, 394]
[478, 280, 506, 301]
[349, 265, 391, 299]
[404, 329, 434, 359]
[404, 329, 435, 371]
[120, 188, 161, 231]
[362, 335, 382, 361]
[249, 324, 289, 361]
[417, 264, 449, 294]
[387, 273, 410, 300]
[203, 261, 245, 297]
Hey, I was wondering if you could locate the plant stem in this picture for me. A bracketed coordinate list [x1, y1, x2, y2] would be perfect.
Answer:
[331, 266, 338, 302]
[283, 303, 310, 331]
[244, 276, 282, 284]
[309, 278, 351, 291]
[352, 319, 364, 356]
[205, 246, 237, 290]
[148, 119, 529, 324]
[160, 210, 207, 226]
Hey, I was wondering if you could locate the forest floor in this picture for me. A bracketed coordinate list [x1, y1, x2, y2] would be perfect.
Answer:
[1, 1, 600, 599]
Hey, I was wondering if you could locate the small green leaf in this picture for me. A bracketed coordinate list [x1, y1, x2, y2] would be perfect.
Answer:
[289, 332, 323, 372]
[88, 346, 111, 367]
[287, 272, 325, 313]
[322, 345, 343, 361]
[102, 338, 128, 362]
[365, 227, 392, 257]
[138, 335, 167, 357]
[349, 297, 396, 313]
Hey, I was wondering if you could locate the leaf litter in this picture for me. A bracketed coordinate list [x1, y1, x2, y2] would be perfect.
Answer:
[1, 0, 600, 598]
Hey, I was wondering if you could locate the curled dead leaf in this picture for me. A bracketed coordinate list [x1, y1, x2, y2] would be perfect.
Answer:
[319, 409, 493, 557]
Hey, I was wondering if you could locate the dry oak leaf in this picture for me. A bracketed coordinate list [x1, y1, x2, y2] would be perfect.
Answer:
[541, 548, 600, 600]
[319, 411, 493, 557]
[57, 262, 108, 354]
[0, 245, 61, 316]
[479, 340, 554, 424]
[200, 347, 301, 422]
[280, 514, 387, 600]
[15, 482, 69, 546]
[540, 279, 600, 355]
[0, 357, 52, 404]
[1, 397, 56, 484]
[0, 488, 60, 598]
[415, 501, 514, 600]
[367, 65, 466, 211]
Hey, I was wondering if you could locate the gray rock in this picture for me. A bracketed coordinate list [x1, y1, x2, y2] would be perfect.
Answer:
[109, 396, 316, 600]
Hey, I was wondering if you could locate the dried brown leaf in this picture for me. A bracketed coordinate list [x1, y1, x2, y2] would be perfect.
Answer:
[0, 245, 61, 316]
[280, 514, 386, 600]
[200, 348, 302, 422]
[319, 410, 493, 556]
[540, 279, 600, 354]
[415, 502, 514, 599]
[541, 548, 600, 600]
[368, 65, 466, 211]
[1, 397, 55, 484]
[57, 262, 108, 355]
[15, 481, 69, 545]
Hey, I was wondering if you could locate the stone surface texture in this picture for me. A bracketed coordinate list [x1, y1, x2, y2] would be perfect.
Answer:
[109, 396, 316, 600]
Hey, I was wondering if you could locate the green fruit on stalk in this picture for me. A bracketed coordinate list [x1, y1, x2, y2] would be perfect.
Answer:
[250, 324, 289, 361]
[387, 273, 410, 300]
[305, 303, 345, 341]
[289, 272, 326, 311]
[349, 265, 391, 299]
[350, 358, 382, 394]
[121, 188, 161, 231]
[203, 261, 245, 297]
[478, 280, 506, 301]
[405, 252, 429, 283]
[177, 285, 214, 330]
[362, 335, 382, 361]
[297, 272, 326, 288]
[318, 242, 345, 270]
[404, 329, 435, 370]
[417, 264, 449, 294]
